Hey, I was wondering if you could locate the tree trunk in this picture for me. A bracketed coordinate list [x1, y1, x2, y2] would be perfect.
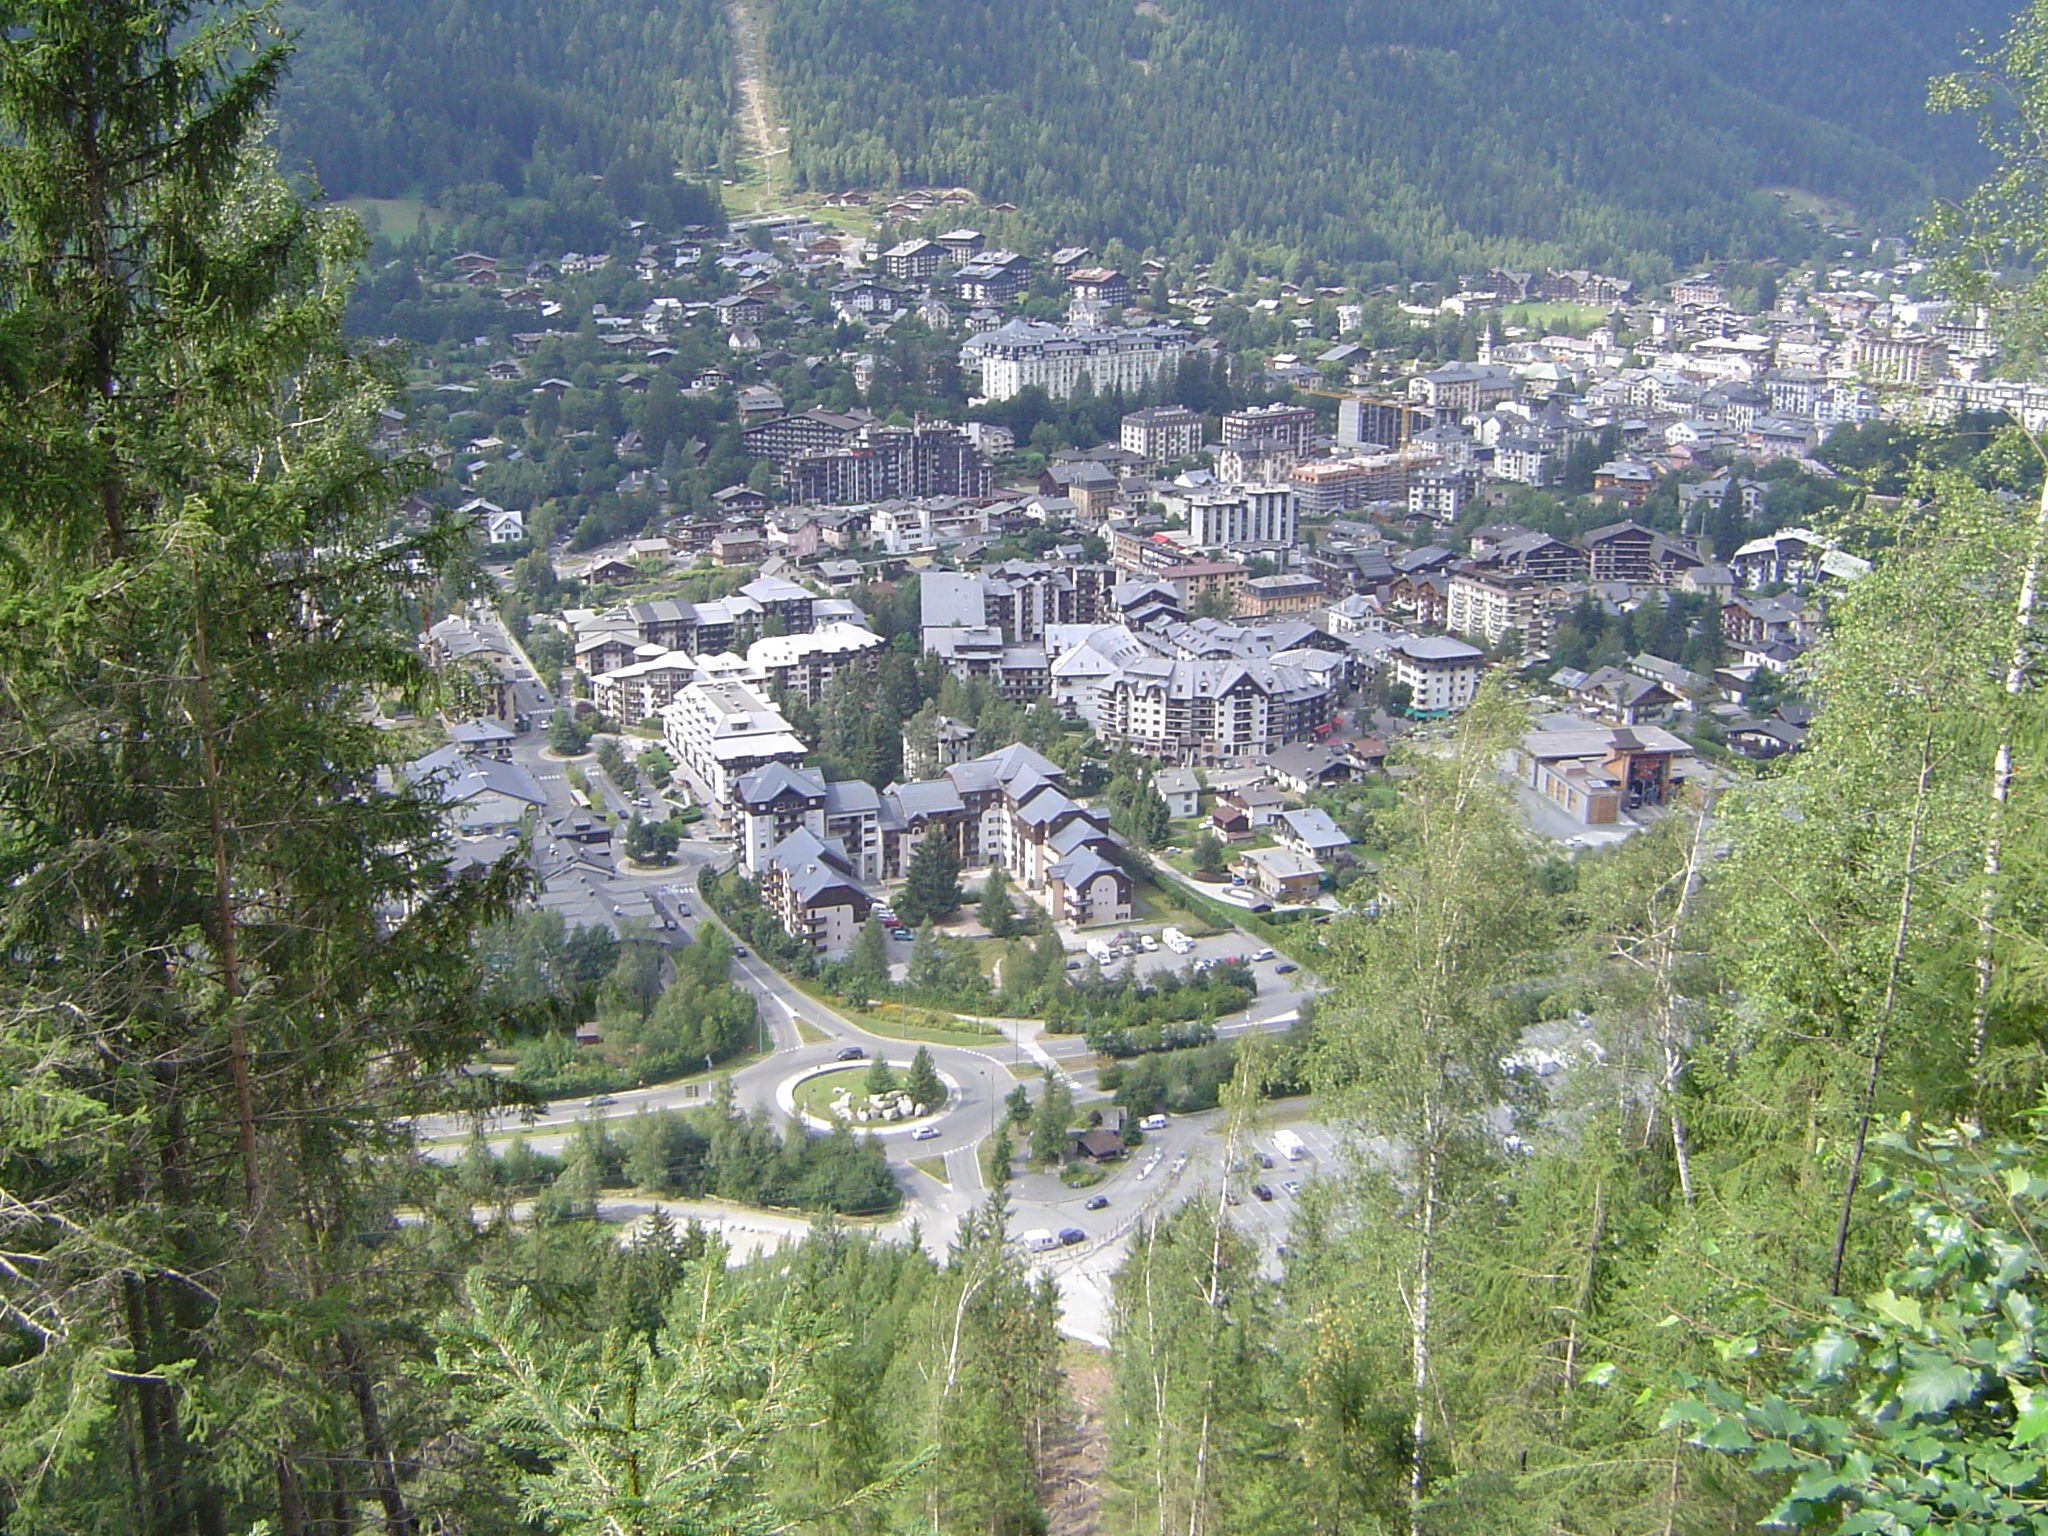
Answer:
[335, 1329, 417, 1536]
[1408, 1133, 1436, 1536]
[1828, 728, 1935, 1296]
[1969, 472, 2046, 1079]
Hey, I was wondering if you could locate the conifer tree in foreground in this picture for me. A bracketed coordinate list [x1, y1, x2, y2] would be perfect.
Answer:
[0, 0, 514, 1527]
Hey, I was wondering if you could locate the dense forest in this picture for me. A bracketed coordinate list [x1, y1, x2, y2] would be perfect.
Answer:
[11, 2, 2048, 1536]
[263, 0, 2011, 278]
[273, 0, 732, 243]
[767, 0, 2009, 279]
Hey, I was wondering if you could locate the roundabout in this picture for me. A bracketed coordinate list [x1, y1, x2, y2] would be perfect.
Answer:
[779, 1060, 957, 1136]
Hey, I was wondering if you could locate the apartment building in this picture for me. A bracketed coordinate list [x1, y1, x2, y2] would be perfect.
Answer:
[1390, 635, 1485, 716]
[921, 563, 1116, 643]
[789, 421, 992, 505]
[960, 319, 1188, 401]
[1221, 403, 1318, 454]
[1407, 362, 1519, 420]
[659, 678, 808, 811]
[867, 497, 994, 555]
[740, 406, 879, 472]
[1240, 573, 1326, 618]
[1446, 564, 1543, 649]
[1183, 484, 1298, 550]
[1094, 658, 1334, 762]
[1121, 405, 1205, 464]
[760, 828, 874, 958]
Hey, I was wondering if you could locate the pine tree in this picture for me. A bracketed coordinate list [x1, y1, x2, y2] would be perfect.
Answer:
[424, 1266, 837, 1536]
[905, 1046, 944, 1112]
[843, 912, 891, 1006]
[979, 864, 1016, 937]
[1029, 1069, 1074, 1166]
[897, 832, 963, 926]
[0, 1, 516, 1527]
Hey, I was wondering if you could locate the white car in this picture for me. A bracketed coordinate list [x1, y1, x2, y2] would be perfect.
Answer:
[1252, 947, 1275, 962]
[909, 1124, 941, 1141]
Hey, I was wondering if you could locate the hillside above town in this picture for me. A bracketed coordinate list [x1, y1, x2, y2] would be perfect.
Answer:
[277, 0, 2011, 278]
[768, 0, 2010, 279]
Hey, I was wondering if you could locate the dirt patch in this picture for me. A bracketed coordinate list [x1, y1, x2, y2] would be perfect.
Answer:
[724, 0, 788, 196]
[1042, 1343, 1113, 1536]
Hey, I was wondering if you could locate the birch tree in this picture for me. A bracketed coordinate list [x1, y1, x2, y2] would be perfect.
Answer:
[1713, 482, 2019, 1296]
[1311, 681, 1547, 1536]
[1925, 3, 2048, 1087]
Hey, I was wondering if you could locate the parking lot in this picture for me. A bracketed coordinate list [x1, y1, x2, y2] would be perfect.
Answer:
[1062, 925, 1305, 991]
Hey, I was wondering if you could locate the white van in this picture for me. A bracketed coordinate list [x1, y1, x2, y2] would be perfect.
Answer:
[1019, 1228, 1059, 1253]
[1086, 938, 1116, 964]
[1139, 1113, 1169, 1131]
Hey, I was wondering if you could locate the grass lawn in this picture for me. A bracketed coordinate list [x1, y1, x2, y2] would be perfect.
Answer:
[910, 1156, 950, 1186]
[792, 1018, 831, 1046]
[1128, 871, 1224, 936]
[1496, 301, 1611, 334]
[1059, 1163, 1107, 1189]
[843, 1002, 1003, 1049]
[423, 1047, 771, 1146]
[339, 195, 446, 234]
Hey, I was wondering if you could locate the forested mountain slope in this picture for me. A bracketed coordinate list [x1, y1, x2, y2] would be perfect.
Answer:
[274, 0, 732, 236]
[768, 0, 2013, 278]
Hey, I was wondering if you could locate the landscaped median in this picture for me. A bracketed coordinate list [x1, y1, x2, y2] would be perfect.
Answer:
[778, 1057, 955, 1135]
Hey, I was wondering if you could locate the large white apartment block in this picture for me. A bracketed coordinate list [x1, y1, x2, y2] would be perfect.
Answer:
[1121, 405, 1205, 463]
[1184, 485, 1297, 550]
[746, 622, 887, 703]
[1445, 566, 1540, 648]
[1093, 658, 1333, 762]
[594, 621, 881, 719]
[1391, 636, 1485, 716]
[660, 679, 808, 810]
[960, 319, 1189, 401]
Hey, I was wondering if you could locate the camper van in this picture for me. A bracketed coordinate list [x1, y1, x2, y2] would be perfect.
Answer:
[1272, 1129, 1308, 1162]
[1161, 926, 1196, 955]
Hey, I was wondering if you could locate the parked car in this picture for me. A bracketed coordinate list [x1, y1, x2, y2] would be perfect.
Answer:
[1274, 961, 1298, 974]
[1138, 1113, 1169, 1131]
[1252, 947, 1275, 962]
[1256, 1152, 1275, 1169]
[1057, 1227, 1087, 1246]
[1281, 1180, 1302, 1197]
[909, 1124, 940, 1141]
[1252, 1184, 1274, 1202]
[835, 1046, 867, 1061]
[1083, 1194, 1109, 1211]
[890, 928, 912, 941]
